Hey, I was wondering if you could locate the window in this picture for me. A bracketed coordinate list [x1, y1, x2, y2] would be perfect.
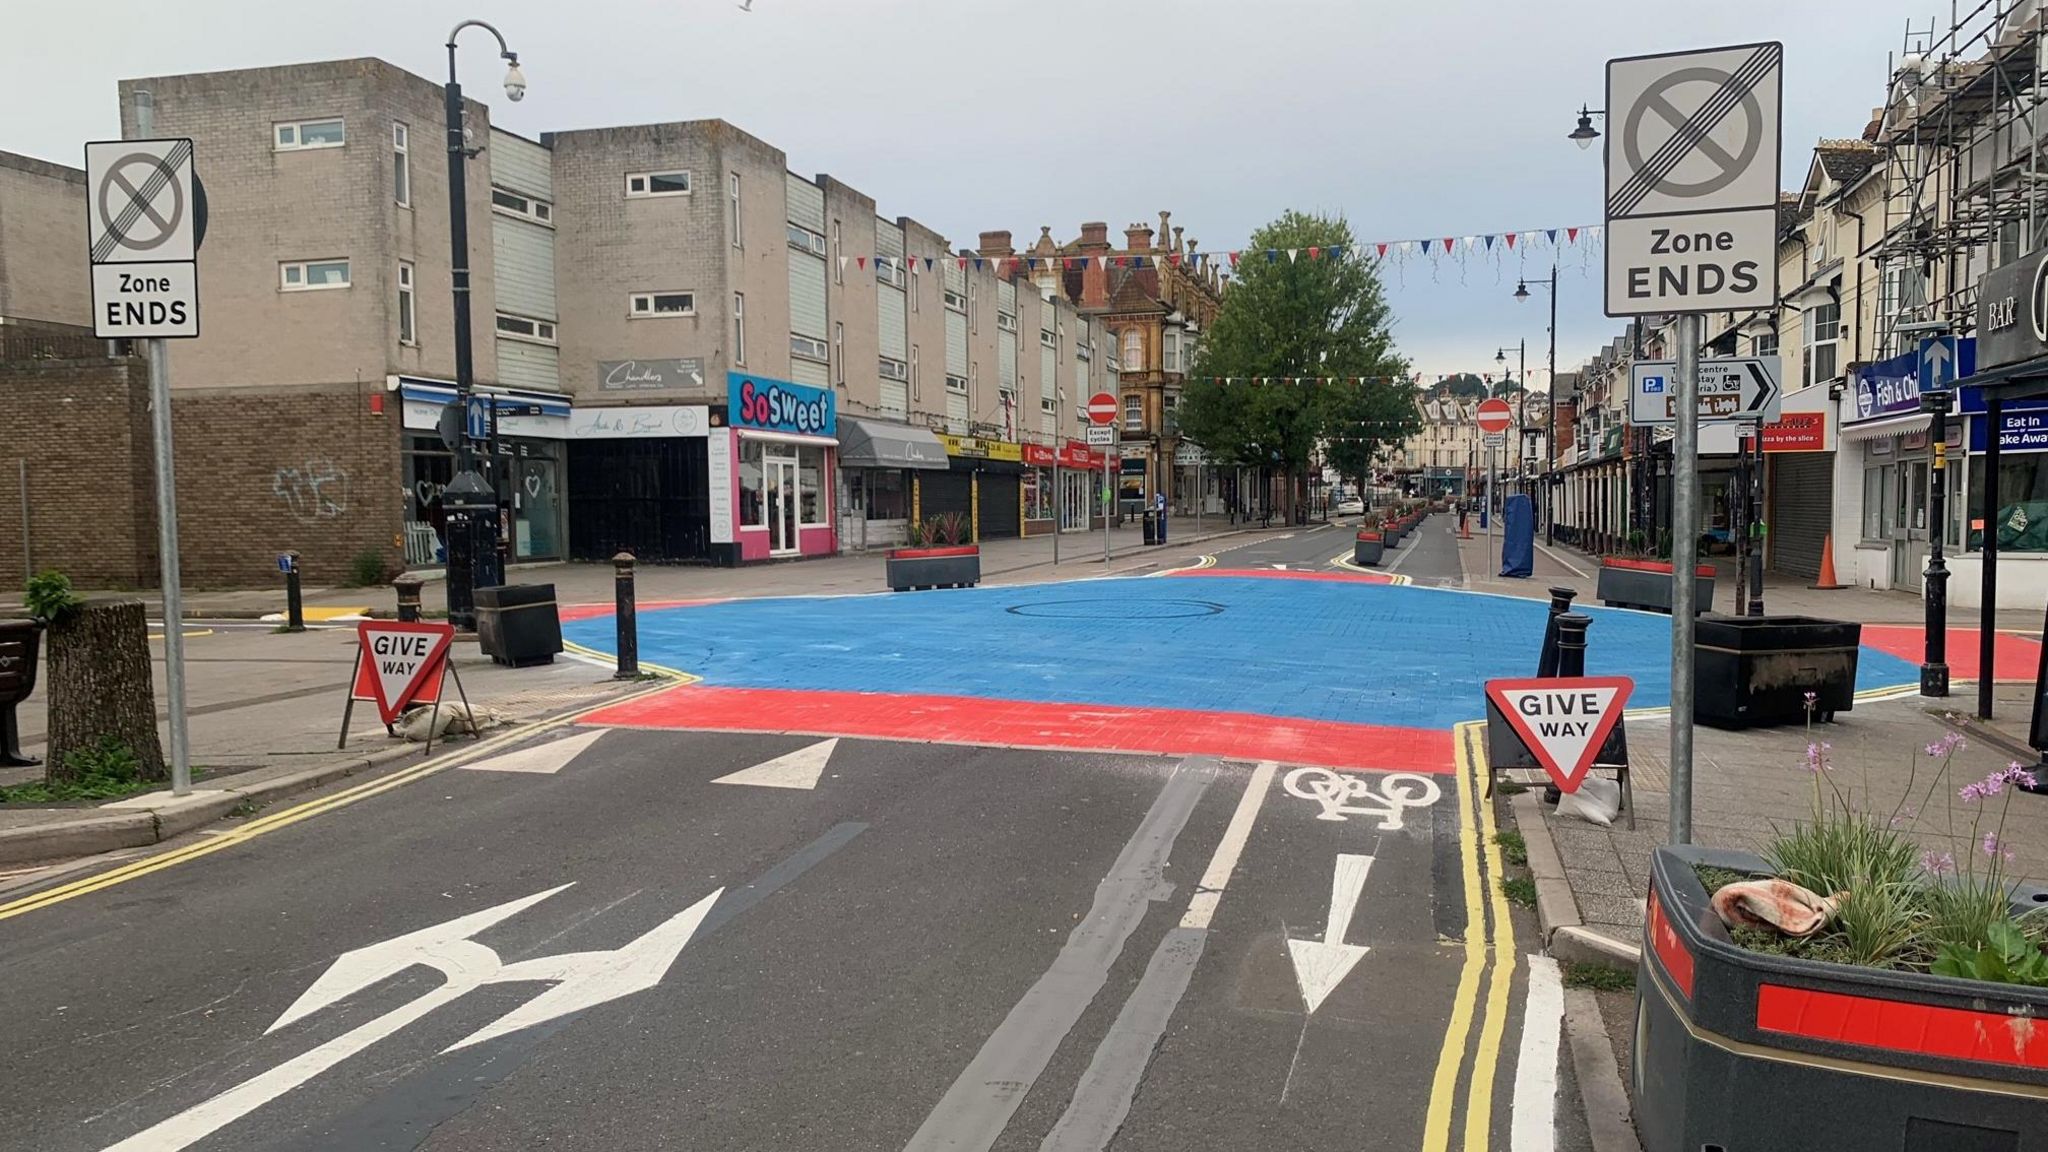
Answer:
[625, 170, 690, 197]
[832, 220, 844, 284]
[1041, 397, 1057, 414]
[1164, 330, 1182, 373]
[397, 262, 416, 344]
[1077, 339, 1092, 362]
[834, 322, 845, 384]
[1041, 328, 1057, 350]
[740, 439, 765, 527]
[910, 265, 920, 312]
[946, 374, 968, 395]
[997, 311, 1018, 332]
[1753, 332, 1779, 358]
[275, 119, 344, 150]
[1164, 394, 1179, 435]
[865, 470, 907, 520]
[1122, 328, 1144, 368]
[911, 345, 920, 399]
[729, 172, 742, 246]
[799, 445, 828, 526]
[492, 187, 553, 226]
[733, 291, 746, 364]
[791, 333, 828, 362]
[629, 291, 695, 317]
[876, 260, 906, 288]
[1862, 466, 1890, 541]
[968, 281, 978, 331]
[1124, 394, 1144, 431]
[879, 357, 908, 382]
[280, 259, 350, 290]
[944, 288, 967, 312]
[787, 223, 826, 255]
[392, 123, 410, 206]
[1803, 300, 1840, 386]
[496, 313, 557, 344]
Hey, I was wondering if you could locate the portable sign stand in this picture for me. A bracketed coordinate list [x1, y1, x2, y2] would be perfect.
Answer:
[338, 621, 476, 756]
[1483, 676, 1636, 828]
[1605, 42, 1782, 844]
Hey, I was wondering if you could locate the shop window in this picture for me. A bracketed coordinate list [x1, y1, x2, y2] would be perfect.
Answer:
[1967, 454, 2048, 552]
[799, 445, 827, 526]
[740, 438, 765, 527]
[866, 470, 908, 520]
[1862, 466, 1889, 541]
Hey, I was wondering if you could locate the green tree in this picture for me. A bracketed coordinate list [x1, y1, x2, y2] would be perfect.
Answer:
[1179, 210, 1410, 521]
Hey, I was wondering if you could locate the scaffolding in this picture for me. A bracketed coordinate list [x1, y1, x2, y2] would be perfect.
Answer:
[1872, 0, 2048, 356]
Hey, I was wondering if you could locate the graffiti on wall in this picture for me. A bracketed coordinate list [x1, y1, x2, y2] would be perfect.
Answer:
[273, 460, 350, 523]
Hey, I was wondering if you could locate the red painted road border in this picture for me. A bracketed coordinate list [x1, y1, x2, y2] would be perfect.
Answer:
[578, 684, 1456, 774]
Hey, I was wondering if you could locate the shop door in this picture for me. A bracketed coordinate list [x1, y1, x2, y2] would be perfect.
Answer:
[767, 455, 799, 556]
[979, 473, 1021, 539]
[1891, 458, 1930, 591]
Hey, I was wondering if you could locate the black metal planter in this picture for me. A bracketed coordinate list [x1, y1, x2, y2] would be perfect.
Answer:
[1693, 614, 1860, 728]
[886, 546, 981, 591]
[1635, 845, 2048, 1152]
[1597, 559, 1715, 614]
[474, 583, 563, 668]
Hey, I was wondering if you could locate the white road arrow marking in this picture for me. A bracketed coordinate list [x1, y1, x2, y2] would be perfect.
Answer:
[1285, 853, 1374, 1014]
[712, 738, 838, 790]
[1272, 563, 1290, 571]
[458, 728, 609, 775]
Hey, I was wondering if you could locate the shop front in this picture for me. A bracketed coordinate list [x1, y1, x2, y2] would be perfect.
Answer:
[1758, 407, 1834, 579]
[925, 434, 1023, 541]
[1844, 349, 1937, 592]
[564, 402, 726, 565]
[730, 374, 837, 561]
[837, 416, 948, 551]
[1058, 441, 1107, 531]
[393, 375, 575, 569]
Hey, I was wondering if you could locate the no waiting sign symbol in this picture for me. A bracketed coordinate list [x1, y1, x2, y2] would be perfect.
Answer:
[87, 138, 197, 264]
[1605, 43, 1781, 221]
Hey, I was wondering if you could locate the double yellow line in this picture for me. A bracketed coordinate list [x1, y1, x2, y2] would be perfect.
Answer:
[1422, 720, 1519, 1151]
[0, 682, 677, 924]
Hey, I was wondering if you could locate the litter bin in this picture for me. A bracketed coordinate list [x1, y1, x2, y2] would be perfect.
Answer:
[1156, 510, 1168, 544]
[1142, 515, 1157, 545]
[0, 619, 42, 766]
[1693, 614, 1860, 728]
[474, 583, 563, 668]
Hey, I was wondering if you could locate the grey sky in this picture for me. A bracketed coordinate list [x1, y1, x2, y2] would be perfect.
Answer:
[4, 0, 1914, 388]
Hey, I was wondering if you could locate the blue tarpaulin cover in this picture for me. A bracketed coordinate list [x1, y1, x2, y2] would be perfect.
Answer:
[1500, 493, 1534, 578]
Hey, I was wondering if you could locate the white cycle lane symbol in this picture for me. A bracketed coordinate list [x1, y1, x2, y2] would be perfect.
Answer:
[1283, 766, 1442, 830]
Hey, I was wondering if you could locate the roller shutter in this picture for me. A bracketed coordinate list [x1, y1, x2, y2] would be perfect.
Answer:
[978, 474, 1021, 538]
[1769, 452, 1833, 579]
[920, 471, 972, 520]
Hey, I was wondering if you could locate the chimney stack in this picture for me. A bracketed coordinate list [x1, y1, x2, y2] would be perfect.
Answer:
[1078, 221, 1110, 249]
[1157, 210, 1172, 250]
[1080, 223, 1110, 309]
[1172, 225, 1184, 255]
[1126, 222, 1154, 252]
[977, 230, 1015, 257]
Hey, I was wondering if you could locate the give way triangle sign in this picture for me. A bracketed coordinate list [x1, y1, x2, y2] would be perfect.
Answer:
[1483, 677, 1632, 793]
[351, 621, 456, 724]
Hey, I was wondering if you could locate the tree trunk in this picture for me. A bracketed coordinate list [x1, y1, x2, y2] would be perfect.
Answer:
[45, 598, 165, 784]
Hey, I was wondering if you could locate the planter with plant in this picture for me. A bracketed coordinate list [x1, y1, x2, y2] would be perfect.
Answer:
[1353, 527, 1385, 567]
[1596, 555, 1715, 614]
[886, 513, 980, 591]
[1634, 720, 2048, 1150]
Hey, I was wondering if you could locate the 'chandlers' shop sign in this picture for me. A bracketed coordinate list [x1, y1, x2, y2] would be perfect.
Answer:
[728, 373, 835, 438]
[598, 358, 704, 391]
[1977, 249, 2048, 371]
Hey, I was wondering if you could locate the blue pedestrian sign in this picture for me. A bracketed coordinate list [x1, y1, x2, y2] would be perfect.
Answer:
[466, 395, 491, 441]
[1917, 335, 1975, 392]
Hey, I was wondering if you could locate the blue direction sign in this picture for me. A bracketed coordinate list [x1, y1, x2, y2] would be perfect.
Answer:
[1918, 335, 1975, 392]
[466, 395, 491, 441]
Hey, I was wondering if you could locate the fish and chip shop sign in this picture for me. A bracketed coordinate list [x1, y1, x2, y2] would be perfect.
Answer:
[1849, 350, 1925, 423]
[728, 374, 835, 438]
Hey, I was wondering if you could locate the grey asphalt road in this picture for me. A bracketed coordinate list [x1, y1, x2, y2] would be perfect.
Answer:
[0, 723, 1566, 1151]
[1210, 514, 1468, 585]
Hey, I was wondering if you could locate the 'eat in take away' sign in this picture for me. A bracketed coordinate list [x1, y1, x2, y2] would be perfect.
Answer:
[1483, 677, 1633, 793]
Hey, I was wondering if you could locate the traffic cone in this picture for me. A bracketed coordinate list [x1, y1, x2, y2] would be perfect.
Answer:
[1810, 533, 1848, 590]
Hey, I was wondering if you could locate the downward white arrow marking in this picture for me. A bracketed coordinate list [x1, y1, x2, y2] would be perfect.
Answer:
[713, 738, 838, 790]
[1285, 854, 1373, 1013]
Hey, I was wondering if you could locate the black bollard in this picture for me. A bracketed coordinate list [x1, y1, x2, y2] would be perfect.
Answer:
[1556, 612, 1592, 678]
[392, 573, 425, 624]
[1537, 585, 1579, 677]
[613, 551, 640, 680]
[281, 550, 305, 632]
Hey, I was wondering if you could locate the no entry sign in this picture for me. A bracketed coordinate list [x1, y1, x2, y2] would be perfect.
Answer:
[1484, 677, 1633, 793]
[350, 621, 455, 724]
[1086, 392, 1119, 426]
[1475, 398, 1513, 435]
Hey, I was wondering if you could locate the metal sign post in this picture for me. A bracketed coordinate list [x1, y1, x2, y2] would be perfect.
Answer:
[93, 93, 204, 797]
[1604, 41, 1783, 846]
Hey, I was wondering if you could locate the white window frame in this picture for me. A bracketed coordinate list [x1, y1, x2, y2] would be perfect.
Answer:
[733, 291, 747, 364]
[629, 291, 696, 318]
[946, 373, 969, 395]
[1752, 332, 1779, 358]
[996, 311, 1018, 332]
[495, 312, 558, 345]
[832, 220, 844, 284]
[944, 288, 967, 313]
[911, 345, 921, 400]
[729, 172, 743, 247]
[1121, 327, 1143, 368]
[834, 322, 845, 384]
[878, 356, 908, 382]
[1040, 328, 1057, 350]
[1164, 330, 1182, 373]
[787, 223, 826, 255]
[397, 261, 416, 345]
[626, 170, 691, 198]
[274, 119, 345, 151]
[1040, 397, 1058, 414]
[1124, 394, 1144, 432]
[791, 333, 828, 362]
[910, 264, 920, 312]
[1803, 299, 1841, 387]
[392, 122, 410, 207]
[876, 260, 906, 289]
[492, 186, 554, 227]
[280, 259, 350, 291]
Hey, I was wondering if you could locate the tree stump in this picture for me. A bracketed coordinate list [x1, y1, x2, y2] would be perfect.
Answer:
[44, 598, 165, 784]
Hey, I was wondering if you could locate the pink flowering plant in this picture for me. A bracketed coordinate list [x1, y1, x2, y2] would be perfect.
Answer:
[1740, 699, 2048, 982]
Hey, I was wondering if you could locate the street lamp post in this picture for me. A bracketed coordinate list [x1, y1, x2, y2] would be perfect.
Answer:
[1516, 268, 1560, 542]
[441, 19, 526, 632]
[1922, 387, 1955, 696]
[1496, 341, 1525, 501]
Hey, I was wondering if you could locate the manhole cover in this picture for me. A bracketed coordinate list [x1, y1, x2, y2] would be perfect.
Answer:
[1006, 598, 1225, 620]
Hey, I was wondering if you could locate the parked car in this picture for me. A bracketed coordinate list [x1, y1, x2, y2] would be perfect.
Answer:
[1336, 497, 1366, 516]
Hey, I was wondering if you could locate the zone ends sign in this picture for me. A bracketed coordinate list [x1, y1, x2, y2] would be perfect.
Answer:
[1620, 226, 1765, 303]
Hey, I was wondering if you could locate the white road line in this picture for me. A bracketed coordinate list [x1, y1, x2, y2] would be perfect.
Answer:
[1510, 954, 1566, 1152]
[1533, 541, 1589, 579]
[1180, 761, 1277, 930]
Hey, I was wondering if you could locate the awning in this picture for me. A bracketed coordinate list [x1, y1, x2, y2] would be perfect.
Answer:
[389, 374, 573, 418]
[738, 428, 839, 448]
[837, 417, 947, 469]
[1840, 412, 1930, 442]
[1962, 351, 2048, 403]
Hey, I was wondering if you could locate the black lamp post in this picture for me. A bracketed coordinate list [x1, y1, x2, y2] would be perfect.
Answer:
[441, 19, 525, 632]
[1569, 105, 1606, 149]
[1922, 387, 1955, 697]
[1516, 268, 1561, 541]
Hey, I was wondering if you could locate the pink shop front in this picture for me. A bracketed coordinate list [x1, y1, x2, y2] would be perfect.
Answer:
[729, 373, 839, 562]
